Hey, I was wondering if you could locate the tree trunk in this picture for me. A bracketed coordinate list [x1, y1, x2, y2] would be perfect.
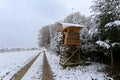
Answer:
[110, 48, 114, 75]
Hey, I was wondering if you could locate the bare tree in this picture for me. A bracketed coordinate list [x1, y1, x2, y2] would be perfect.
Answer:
[38, 25, 51, 48]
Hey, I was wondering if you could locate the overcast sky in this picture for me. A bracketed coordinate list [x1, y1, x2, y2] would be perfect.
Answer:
[0, 0, 92, 48]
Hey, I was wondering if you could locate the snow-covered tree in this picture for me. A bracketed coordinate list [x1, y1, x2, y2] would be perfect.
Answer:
[50, 32, 62, 55]
[101, 20, 120, 55]
[80, 28, 95, 53]
[91, 0, 120, 41]
[104, 20, 120, 44]
[64, 12, 95, 29]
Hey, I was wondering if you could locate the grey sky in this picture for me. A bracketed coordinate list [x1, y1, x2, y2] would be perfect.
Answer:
[0, 0, 92, 48]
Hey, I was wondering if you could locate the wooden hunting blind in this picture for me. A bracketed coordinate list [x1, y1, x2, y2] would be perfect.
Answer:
[58, 22, 84, 66]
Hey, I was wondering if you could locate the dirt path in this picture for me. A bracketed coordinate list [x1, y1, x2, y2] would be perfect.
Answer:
[42, 52, 54, 80]
[11, 53, 40, 80]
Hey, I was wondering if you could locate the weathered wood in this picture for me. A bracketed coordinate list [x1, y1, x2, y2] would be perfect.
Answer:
[67, 32, 80, 39]
[62, 27, 80, 45]
[65, 39, 80, 45]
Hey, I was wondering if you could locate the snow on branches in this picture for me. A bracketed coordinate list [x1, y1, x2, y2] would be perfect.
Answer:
[96, 40, 110, 49]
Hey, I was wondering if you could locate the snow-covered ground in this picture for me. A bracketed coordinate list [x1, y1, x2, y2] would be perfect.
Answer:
[0, 49, 113, 80]
[46, 51, 113, 80]
[0, 51, 39, 80]
[22, 52, 43, 80]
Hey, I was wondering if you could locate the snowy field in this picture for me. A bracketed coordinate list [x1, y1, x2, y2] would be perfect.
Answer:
[46, 51, 113, 80]
[0, 51, 39, 80]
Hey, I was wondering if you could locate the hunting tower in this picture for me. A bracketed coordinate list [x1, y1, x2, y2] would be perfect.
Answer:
[58, 22, 84, 66]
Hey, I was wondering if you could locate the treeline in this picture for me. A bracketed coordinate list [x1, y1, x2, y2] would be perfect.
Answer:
[0, 47, 39, 53]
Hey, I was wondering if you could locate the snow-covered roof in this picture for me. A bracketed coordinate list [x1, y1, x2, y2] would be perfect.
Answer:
[59, 22, 85, 29]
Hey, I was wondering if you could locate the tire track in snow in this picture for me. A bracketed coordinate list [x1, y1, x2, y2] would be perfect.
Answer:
[22, 52, 43, 80]
[10, 53, 40, 80]
[42, 52, 54, 80]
